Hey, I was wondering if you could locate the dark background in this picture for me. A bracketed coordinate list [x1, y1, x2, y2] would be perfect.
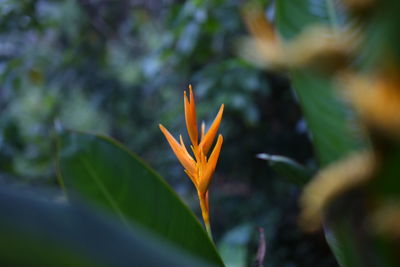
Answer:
[0, 0, 336, 266]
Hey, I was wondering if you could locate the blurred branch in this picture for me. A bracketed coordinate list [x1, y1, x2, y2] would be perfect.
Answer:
[256, 227, 266, 267]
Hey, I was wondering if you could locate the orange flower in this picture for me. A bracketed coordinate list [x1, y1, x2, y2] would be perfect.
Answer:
[159, 85, 224, 238]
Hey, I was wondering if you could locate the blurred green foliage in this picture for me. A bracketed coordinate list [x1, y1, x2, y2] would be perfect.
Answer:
[0, 0, 337, 266]
[0, 186, 211, 267]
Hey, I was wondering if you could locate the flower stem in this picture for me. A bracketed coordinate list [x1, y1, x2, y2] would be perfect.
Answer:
[198, 191, 213, 241]
[205, 220, 213, 241]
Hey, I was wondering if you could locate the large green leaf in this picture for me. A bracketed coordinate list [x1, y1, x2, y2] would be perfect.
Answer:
[275, 0, 361, 166]
[0, 186, 209, 266]
[56, 131, 224, 266]
[275, 1, 365, 266]
[290, 70, 361, 165]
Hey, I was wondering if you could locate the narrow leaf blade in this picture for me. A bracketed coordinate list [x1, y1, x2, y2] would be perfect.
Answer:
[257, 153, 312, 186]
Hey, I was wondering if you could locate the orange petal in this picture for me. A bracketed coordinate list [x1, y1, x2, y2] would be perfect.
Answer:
[184, 169, 198, 188]
[179, 135, 194, 163]
[199, 134, 223, 193]
[184, 85, 198, 146]
[159, 124, 196, 175]
[200, 104, 224, 155]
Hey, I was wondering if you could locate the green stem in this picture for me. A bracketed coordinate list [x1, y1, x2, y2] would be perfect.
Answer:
[205, 220, 213, 241]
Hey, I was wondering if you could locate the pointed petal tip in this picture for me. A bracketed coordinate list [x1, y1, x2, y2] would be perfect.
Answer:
[214, 134, 223, 149]
[184, 83, 198, 145]
[159, 124, 172, 138]
[189, 84, 195, 103]
[199, 104, 224, 155]
[159, 124, 171, 135]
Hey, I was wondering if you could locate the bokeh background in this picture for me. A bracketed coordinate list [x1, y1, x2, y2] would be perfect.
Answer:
[0, 0, 336, 266]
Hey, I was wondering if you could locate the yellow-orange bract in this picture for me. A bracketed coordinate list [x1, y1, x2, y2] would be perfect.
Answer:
[159, 85, 224, 237]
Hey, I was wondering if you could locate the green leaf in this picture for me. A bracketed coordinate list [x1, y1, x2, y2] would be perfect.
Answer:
[56, 131, 224, 266]
[324, 214, 364, 267]
[275, 1, 366, 266]
[257, 153, 312, 186]
[276, 0, 343, 40]
[290, 70, 361, 166]
[0, 186, 210, 267]
[218, 224, 253, 267]
[275, 0, 363, 166]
